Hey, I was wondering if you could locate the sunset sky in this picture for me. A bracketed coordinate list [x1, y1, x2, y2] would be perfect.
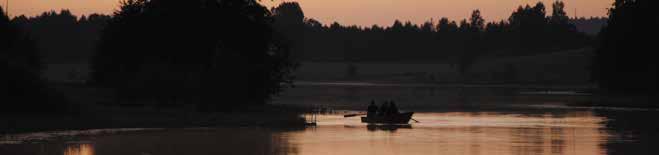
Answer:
[4, 0, 611, 26]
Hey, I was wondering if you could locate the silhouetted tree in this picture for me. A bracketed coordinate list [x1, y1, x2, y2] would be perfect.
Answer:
[593, 0, 659, 92]
[272, 2, 306, 59]
[469, 10, 485, 32]
[11, 10, 111, 63]
[436, 18, 458, 33]
[1, 9, 40, 72]
[1, 7, 69, 114]
[435, 18, 460, 59]
[92, 0, 296, 110]
[570, 17, 608, 35]
[550, 1, 570, 28]
[458, 10, 486, 74]
[547, 1, 588, 49]
[508, 3, 549, 50]
[304, 18, 323, 30]
[419, 21, 432, 33]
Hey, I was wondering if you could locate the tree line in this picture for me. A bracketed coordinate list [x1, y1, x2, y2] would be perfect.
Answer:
[90, 0, 296, 110]
[570, 17, 608, 36]
[11, 10, 111, 63]
[6, 1, 596, 73]
[1, 7, 70, 114]
[272, 1, 592, 72]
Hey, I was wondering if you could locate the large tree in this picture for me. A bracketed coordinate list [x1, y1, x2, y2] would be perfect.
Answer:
[272, 2, 306, 59]
[508, 3, 548, 50]
[92, 0, 296, 110]
[593, 0, 659, 92]
[457, 10, 486, 74]
[550, 1, 570, 28]
[1, 7, 69, 113]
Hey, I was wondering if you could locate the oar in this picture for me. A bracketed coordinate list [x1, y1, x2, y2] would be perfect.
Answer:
[344, 113, 366, 117]
[411, 118, 420, 123]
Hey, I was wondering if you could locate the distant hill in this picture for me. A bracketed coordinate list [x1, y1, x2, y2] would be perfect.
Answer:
[570, 17, 608, 36]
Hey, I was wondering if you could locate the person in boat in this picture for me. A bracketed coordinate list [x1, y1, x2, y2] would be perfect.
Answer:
[367, 100, 378, 118]
[388, 101, 399, 115]
[378, 101, 389, 117]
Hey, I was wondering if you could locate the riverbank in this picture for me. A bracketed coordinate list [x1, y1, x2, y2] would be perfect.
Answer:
[0, 104, 310, 134]
[568, 93, 659, 109]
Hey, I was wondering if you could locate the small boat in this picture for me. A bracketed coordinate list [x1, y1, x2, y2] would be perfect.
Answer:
[361, 112, 414, 124]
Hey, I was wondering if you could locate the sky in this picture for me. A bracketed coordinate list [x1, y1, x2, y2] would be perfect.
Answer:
[3, 0, 611, 26]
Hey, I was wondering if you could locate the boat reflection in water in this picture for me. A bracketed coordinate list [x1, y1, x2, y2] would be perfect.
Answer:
[366, 124, 412, 132]
[361, 112, 415, 124]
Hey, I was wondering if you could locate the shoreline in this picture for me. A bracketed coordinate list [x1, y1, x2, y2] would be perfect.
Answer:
[295, 81, 659, 110]
[568, 93, 659, 110]
[6, 84, 658, 135]
[0, 105, 311, 135]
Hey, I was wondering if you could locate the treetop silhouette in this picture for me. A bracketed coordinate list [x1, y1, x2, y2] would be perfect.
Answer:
[92, 0, 296, 110]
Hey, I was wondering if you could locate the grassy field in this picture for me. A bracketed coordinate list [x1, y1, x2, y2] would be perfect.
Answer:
[293, 48, 594, 84]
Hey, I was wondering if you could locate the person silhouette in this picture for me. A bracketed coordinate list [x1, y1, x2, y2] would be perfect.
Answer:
[378, 101, 389, 116]
[388, 101, 399, 115]
[367, 100, 378, 118]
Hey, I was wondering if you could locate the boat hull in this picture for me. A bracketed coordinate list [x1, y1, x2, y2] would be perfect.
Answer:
[361, 112, 414, 124]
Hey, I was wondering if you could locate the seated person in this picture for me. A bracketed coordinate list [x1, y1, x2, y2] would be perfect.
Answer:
[367, 100, 378, 117]
[388, 101, 399, 115]
[378, 101, 389, 116]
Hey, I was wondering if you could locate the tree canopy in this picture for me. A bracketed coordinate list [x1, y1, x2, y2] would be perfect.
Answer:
[593, 0, 659, 92]
[12, 10, 110, 63]
[1, 7, 69, 114]
[92, 0, 296, 110]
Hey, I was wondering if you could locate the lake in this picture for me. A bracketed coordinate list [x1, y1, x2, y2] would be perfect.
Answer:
[1, 82, 657, 155]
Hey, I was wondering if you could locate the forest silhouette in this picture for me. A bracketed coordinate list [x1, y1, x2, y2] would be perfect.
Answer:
[272, 1, 592, 72]
[2, 0, 650, 114]
[12, 11, 110, 63]
[1, 7, 72, 114]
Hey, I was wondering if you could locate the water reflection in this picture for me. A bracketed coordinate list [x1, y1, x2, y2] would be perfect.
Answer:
[2, 84, 651, 155]
[594, 109, 659, 155]
[365, 124, 412, 132]
[64, 143, 94, 155]
[0, 128, 296, 155]
[283, 111, 608, 155]
[0, 111, 614, 155]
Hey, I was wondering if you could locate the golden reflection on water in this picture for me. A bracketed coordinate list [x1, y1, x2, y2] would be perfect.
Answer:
[285, 111, 608, 155]
[63, 143, 95, 155]
[1, 111, 610, 155]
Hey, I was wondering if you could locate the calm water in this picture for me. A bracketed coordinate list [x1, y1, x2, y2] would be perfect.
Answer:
[1, 83, 657, 155]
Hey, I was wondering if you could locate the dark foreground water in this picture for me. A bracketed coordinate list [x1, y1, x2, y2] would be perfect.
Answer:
[2, 83, 658, 155]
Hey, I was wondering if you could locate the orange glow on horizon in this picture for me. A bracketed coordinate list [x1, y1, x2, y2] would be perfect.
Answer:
[3, 0, 610, 26]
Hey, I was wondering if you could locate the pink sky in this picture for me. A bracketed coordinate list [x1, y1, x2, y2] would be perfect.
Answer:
[3, 0, 611, 26]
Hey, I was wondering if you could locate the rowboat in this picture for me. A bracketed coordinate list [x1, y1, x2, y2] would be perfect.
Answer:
[361, 112, 414, 124]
